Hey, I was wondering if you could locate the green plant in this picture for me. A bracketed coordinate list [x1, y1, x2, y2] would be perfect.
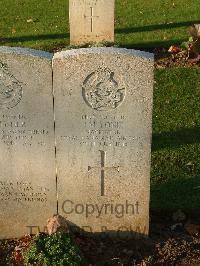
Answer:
[23, 233, 84, 266]
[180, 36, 199, 57]
[181, 25, 200, 57]
[181, 36, 194, 50]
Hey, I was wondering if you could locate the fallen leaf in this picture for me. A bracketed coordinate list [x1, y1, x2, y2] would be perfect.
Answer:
[27, 18, 33, 23]
[168, 45, 181, 53]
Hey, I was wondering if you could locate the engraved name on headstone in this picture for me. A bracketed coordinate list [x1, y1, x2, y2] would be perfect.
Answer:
[0, 47, 56, 239]
[69, 0, 115, 45]
[53, 48, 154, 238]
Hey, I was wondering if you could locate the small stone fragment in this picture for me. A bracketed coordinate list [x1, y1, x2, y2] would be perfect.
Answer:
[46, 215, 69, 235]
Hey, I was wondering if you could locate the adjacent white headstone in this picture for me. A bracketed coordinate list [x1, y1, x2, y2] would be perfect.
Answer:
[53, 48, 154, 238]
[0, 47, 56, 239]
[69, 0, 115, 45]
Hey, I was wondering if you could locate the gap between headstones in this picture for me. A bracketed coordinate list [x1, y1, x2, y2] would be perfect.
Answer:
[52, 66, 59, 215]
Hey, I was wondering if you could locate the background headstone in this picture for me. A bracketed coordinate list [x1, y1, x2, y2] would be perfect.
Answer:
[69, 0, 115, 45]
[53, 48, 154, 238]
[0, 47, 56, 239]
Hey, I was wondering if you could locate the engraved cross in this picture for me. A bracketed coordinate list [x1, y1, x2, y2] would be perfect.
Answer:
[84, 7, 99, 32]
[88, 150, 120, 196]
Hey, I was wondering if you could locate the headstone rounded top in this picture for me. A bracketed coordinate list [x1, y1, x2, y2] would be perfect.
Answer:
[0, 46, 53, 59]
[53, 47, 154, 61]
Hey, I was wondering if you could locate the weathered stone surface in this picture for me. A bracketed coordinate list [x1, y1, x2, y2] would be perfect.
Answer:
[69, 0, 115, 45]
[53, 48, 154, 238]
[0, 47, 56, 239]
[46, 215, 69, 235]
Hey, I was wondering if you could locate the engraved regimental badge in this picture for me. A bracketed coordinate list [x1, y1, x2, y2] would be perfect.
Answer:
[0, 62, 23, 109]
[82, 67, 126, 111]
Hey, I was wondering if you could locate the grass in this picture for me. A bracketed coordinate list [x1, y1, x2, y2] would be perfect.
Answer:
[152, 68, 200, 212]
[0, 1, 199, 213]
[116, 0, 200, 49]
[0, 0, 200, 51]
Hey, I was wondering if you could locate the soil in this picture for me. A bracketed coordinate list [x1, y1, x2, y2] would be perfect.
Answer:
[0, 212, 200, 266]
[154, 48, 200, 69]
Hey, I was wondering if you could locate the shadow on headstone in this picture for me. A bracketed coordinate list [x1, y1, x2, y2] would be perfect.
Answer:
[68, 220, 149, 240]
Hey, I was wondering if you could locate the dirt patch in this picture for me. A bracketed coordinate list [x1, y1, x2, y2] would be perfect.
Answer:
[154, 49, 200, 69]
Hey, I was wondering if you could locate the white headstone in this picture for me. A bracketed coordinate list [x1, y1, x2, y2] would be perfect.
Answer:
[0, 47, 56, 239]
[69, 0, 115, 45]
[53, 48, 154, 238]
